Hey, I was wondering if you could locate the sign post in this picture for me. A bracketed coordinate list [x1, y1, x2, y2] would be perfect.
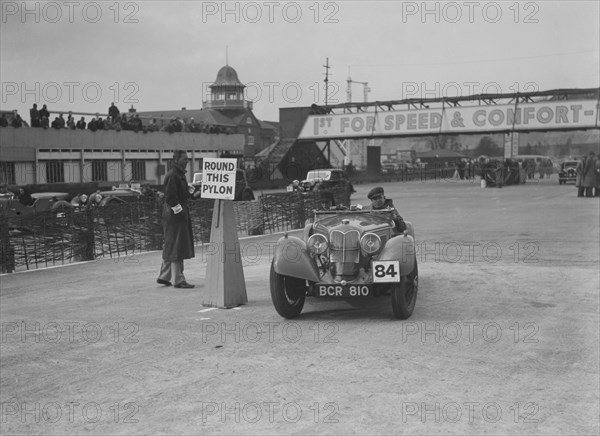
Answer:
[200, 158, 247, 308]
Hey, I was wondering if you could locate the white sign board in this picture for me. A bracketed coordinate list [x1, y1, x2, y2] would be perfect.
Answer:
[201, 158, 237, 200]
[504, 132, 521, 159]
[298, 100, 599, 139]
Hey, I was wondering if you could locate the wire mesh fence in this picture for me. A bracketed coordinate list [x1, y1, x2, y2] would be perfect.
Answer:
[1, 187, 351, 273]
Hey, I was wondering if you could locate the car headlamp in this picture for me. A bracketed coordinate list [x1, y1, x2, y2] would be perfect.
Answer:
[360, 233, 381, 255]
[307, 233, 328, 255]
[94, 194, 102, 203]
[80, 194, 88, 204]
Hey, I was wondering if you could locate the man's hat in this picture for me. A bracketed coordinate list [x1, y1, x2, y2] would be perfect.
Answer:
[367, 186, 384, 199]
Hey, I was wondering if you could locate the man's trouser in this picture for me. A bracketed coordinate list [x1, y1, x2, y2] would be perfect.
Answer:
[158, 259, 186, 285]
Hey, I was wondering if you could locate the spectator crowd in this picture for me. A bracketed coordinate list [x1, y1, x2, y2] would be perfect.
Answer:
[1, 103, 233, 135]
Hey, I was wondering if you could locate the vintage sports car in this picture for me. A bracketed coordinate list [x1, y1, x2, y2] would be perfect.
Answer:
[558, 160, 578, 185]
[270, 207, 418, 319]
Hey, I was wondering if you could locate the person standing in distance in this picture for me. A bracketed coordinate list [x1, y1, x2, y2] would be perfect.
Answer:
[157, 150, 197, 288]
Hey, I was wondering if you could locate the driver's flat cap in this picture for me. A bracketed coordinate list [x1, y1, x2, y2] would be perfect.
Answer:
[367, 186, 384, 199]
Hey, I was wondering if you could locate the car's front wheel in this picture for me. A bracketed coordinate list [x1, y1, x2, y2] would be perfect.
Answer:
[270, 260, 306, 319]
[391, 259, 418, 319]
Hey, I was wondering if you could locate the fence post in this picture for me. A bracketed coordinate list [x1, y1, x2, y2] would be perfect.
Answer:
[0, 216, 15, 273]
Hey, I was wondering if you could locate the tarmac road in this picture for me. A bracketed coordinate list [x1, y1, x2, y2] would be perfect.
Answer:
[1, 175, 598, 435]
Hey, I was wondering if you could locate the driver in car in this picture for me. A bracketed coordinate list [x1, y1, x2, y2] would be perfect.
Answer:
[366, 186, 407, 233]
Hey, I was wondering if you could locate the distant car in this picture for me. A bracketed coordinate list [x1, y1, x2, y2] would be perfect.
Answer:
[190, 169, 255, 201]
[381, 163, 398, 174]
[0, 192, 71, 217]
[289, 169, 355, 196]
[558, 160, 578, 185]
[270, 207, 418, 319]
[88, 183, 147, 206]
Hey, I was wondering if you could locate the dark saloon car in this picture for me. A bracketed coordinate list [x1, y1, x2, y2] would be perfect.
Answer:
[558, 160, 578, 184]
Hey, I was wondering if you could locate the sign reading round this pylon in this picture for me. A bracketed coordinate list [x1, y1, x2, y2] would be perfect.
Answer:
[201, 158, 237, 200]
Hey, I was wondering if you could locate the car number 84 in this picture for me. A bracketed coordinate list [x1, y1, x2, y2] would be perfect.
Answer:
[372, 260, 401, 283]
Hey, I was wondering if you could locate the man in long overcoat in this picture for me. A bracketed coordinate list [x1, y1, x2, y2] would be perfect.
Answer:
[157, 150, 196, 288]
[582, 152, 597, 198]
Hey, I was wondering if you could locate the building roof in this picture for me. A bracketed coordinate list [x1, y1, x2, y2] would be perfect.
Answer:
[210, 65, 245, 88]
[260, 120, 279, 131]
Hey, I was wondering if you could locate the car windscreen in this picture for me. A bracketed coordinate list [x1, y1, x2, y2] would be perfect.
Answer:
[307, 171, 331, 181]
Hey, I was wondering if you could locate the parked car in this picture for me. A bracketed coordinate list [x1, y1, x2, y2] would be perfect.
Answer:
[381, 163, 398, 174]
[288, 169, 355, 196]
[79, 183, 160, 207]
[0, 192, 71, 217]
[558, 160, 578, 184]
[190, 169, 255, 201]
[270, 207, 418, 319]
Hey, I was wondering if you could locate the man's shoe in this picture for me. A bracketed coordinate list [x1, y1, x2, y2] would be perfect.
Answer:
[174, 281, 195, 289]
[156, 279, 172, 286]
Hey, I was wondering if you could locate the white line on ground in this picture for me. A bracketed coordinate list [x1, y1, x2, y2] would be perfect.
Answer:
[197, 308, 218, 313]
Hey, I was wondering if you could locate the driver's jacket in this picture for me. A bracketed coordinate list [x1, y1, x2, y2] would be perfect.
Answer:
[364, 199, 407, 233]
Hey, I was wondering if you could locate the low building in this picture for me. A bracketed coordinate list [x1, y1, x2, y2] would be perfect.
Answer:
[0, 126, 244, 187]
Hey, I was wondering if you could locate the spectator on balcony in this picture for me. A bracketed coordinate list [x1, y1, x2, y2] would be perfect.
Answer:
[186, 117, 197, 132]
[88, 117, 98, 132]
[40, 115, 49, 129]
[57, 113, 65, 129]
[76, 117, 86, 130]
[131, 114, 143, 132]
[108, 102, 120, 123]
[0, 114, 8, 127]
[147, 118, 159, 132]
[97, 117, 105, 130]
[66, 113, 76, 130]
[11, 113, 23, 128]
[30, 103, 40, 127]
[38, 104, 49, 121]
[120, 114, 129, 130]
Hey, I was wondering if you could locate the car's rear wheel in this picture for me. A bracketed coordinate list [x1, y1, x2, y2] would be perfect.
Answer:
[391, 259, 418, 319]
[270, 260, 306, 319]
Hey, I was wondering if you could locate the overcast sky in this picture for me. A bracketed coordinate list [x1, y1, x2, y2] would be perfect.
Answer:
[1, 0, 598, 123]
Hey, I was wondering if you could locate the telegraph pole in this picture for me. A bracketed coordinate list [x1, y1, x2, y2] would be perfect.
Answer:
[323, 58, 331, 164]
[323, 57, 330, 106]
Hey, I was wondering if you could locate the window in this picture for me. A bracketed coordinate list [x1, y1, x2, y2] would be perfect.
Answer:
[248, 135, 254, 145]
[92, 160, 108, 181]
[227, 93, 237, 100]
[46, 161, 64, 183]
[131, 160, 146, 181]
[0, 162, 15, 185]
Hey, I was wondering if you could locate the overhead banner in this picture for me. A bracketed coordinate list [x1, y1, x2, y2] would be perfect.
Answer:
[201, 158, 237, 200]
[298, 100, 600, 140]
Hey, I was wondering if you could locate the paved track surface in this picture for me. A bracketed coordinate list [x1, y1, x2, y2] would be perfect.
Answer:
[1, 176, 598, 435]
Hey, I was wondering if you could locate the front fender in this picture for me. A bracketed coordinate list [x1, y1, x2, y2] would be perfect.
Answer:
[377, 233, 415, 276]
[273, 235, 321, 283]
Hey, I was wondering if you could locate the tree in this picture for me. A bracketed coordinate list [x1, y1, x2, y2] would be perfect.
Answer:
[427, 135, 462, 151]
[473, 136, 501, 157]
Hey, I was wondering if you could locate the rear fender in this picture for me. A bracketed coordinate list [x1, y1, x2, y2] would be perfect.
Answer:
[377, 233, 415, 276]
[273, 235, 320, 282]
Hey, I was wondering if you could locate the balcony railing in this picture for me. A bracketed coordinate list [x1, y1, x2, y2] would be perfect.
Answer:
[202, 100, 253, 110]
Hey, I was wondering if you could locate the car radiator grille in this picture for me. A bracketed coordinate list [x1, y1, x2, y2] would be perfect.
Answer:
[329, 230, 360, 263]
